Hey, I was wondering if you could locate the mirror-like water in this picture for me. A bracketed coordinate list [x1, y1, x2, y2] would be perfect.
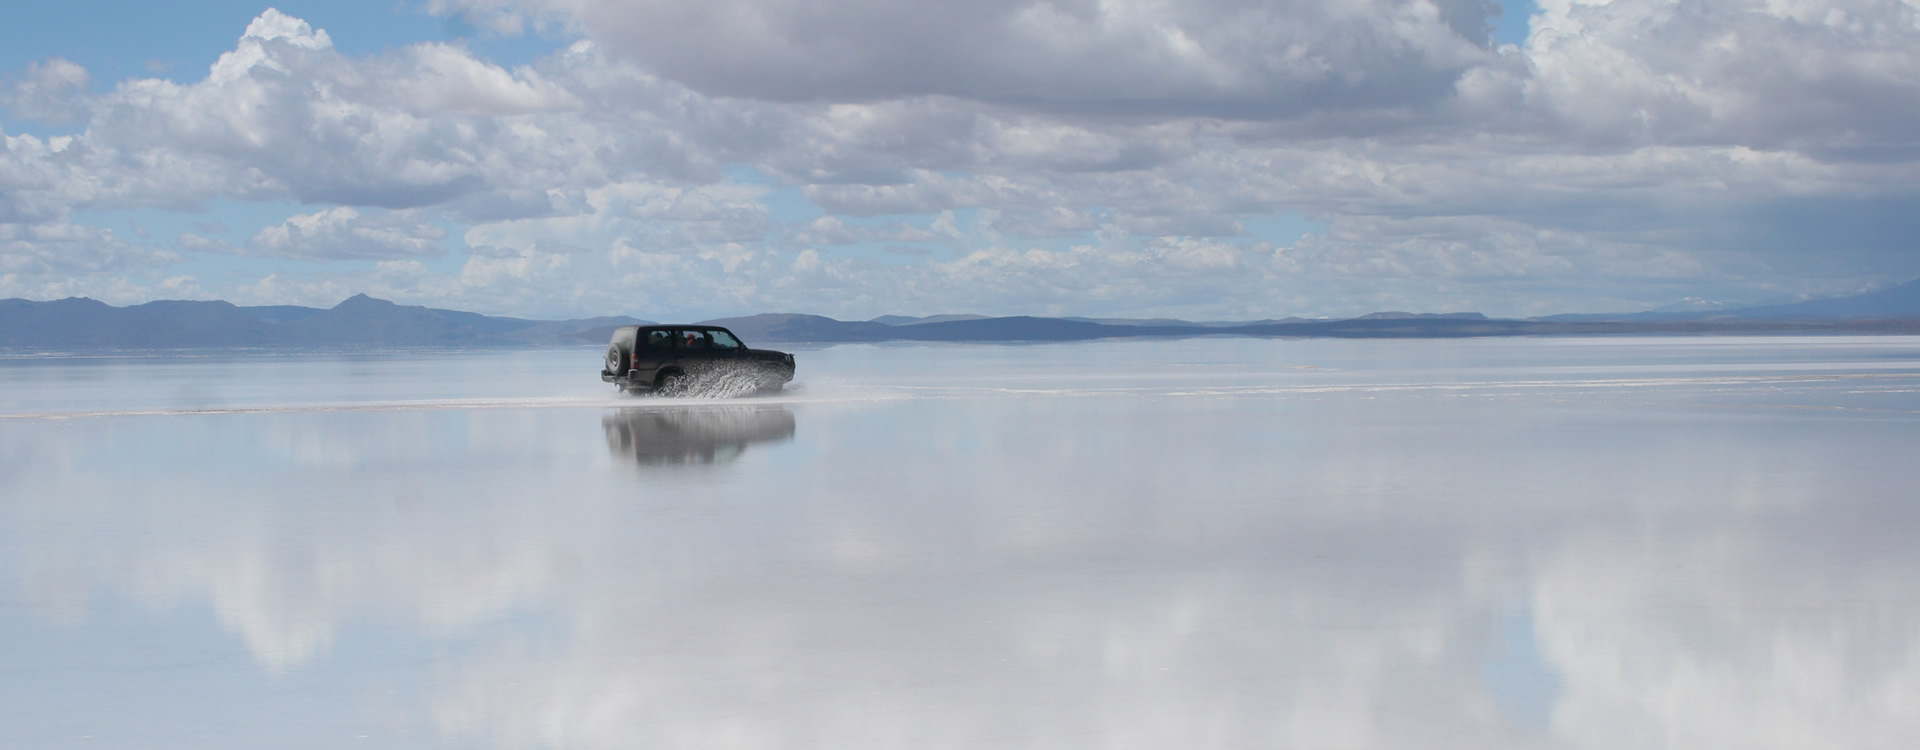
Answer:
[3, 336, 1919, 749]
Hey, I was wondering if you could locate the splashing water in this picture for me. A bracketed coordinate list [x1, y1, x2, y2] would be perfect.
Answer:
[643, 361, 790, 399]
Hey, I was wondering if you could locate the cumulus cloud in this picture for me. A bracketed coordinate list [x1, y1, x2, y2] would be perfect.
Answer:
[43, 9, 686, 216]
[0, 133, 92, 225]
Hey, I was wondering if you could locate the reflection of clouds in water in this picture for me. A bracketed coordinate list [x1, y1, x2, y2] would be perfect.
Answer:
[32, 480, 567, 671]
[0, 411, 584, 670]
[4, 339, 1920, 747]
[603, 405, 796, 467]
[431, 397, 1920, 748]
[432, 410, 1920, 746]
[1540, 526, 1920, 748]
[429, 566, 1524, 749]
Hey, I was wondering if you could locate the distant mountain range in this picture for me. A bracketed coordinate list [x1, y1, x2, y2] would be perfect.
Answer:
[4, 278, 1918, 350]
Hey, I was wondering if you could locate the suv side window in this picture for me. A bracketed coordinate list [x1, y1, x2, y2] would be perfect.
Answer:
[645, 330, 675, 350]
[680, 330, 711, 350]
[710, 331, 742, 350]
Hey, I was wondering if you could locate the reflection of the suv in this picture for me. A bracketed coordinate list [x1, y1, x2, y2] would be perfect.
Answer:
[603, 406, 797, 466]
[602, 325, 796, 395]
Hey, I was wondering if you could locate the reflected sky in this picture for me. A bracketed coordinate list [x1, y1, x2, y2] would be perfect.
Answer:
[3, 337, 1920, 748]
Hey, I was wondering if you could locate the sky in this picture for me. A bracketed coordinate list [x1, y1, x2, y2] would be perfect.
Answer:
[2, 0, 1916, 321]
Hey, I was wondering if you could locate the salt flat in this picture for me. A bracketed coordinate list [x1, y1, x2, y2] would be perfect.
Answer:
[3, 337, 1919, 749]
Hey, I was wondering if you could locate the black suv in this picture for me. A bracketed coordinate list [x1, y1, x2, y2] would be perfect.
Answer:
[601, 325, 796, 394]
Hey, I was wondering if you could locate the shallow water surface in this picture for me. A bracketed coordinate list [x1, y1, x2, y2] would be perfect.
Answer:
[3, 337, 1919, 749]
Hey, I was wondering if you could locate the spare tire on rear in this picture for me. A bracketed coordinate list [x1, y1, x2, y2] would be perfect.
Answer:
[605, 345, 629, 377]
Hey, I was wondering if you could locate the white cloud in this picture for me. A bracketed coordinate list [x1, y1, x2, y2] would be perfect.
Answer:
[5, 58, 91, 124]
[178, 232, 241, 254]
[206, 8, 335, 85]
[248, 206, 448, 260]
[0, 132, 91, 225]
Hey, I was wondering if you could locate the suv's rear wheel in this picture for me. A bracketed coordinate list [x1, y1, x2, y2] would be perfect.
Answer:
[657, 370, 687, 395]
